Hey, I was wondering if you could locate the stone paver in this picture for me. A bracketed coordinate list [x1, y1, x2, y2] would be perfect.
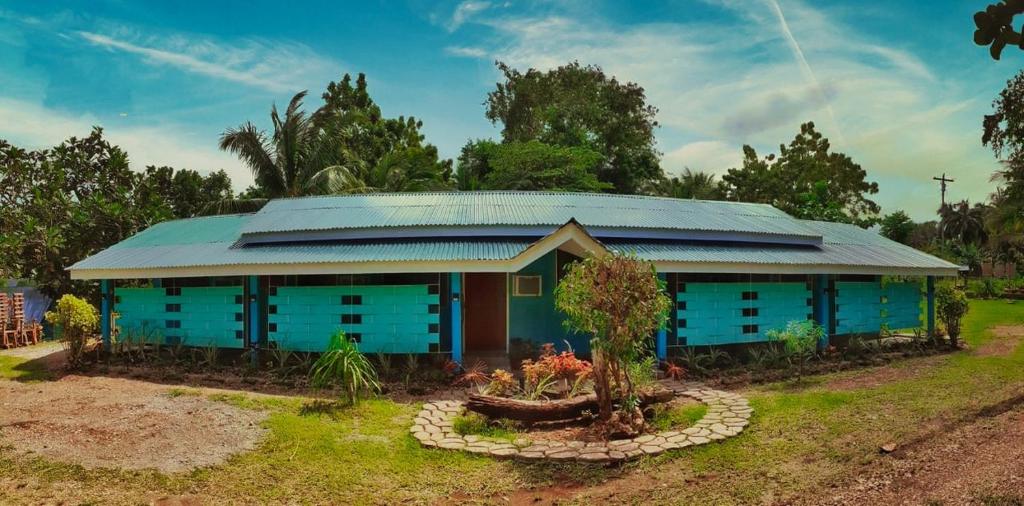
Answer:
[409, 379, 752, 463]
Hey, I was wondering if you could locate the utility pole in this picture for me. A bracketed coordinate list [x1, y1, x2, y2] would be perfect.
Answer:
[933, 173, 954, 208]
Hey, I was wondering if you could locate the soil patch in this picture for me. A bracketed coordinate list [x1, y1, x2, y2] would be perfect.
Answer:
[823, 354, 948, 391]
[977, 325, 1024, 357]
[815, 403, 1024, 505]
[0, 374, 267, 473]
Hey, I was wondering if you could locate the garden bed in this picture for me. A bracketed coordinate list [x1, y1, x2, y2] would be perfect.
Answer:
[410, 380, 751, 463]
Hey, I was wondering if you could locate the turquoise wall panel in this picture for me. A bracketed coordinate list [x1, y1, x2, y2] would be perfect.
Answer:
[677, 281, 811, 346]
[116, 286, 244, 348]
[507, 251, 586, 353]
[835, 281, 882, 334]
[882, 281, 922, 330]
[267, 284, 439, 353]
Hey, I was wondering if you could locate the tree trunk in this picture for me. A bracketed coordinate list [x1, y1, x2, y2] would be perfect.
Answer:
[465, 387, 673, 423]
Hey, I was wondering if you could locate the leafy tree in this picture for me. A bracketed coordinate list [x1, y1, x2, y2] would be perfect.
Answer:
[485, 61, 662, 194]
[457, 140, 610, 192]
[316, 73, 452, 183]
[907, 221, 940, 250]
[974, 2, 1024, 60]
[655, 169, 728, 200]
[723, 122, 880, 226]
[218, 75, 452, 209]
[880, 211, 916, 244]
[139, 166, 234, 218]
[0, 128, 169, 299]
[44, 294, 98, 369]
[554, 253, 671, 434]
[935, 285, 969, 348]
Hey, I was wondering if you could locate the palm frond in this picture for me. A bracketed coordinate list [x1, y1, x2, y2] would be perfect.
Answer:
[198, 198, 269, 216]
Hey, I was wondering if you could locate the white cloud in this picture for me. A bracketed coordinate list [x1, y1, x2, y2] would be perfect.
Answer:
[663, 141, 741, 176]
[448, 1, 492, 32]
[0, 98, 251, 189]
[453, 1, 997, 220]
[446, 45, 489, 58]
[77, 30, 340, 93]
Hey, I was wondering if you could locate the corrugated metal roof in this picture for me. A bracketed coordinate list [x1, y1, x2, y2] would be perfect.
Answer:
[70, 215, 532, 270]
[239, 192, 821, 240]
[609, 220, 959, 271]
[68, 194, 958, 276]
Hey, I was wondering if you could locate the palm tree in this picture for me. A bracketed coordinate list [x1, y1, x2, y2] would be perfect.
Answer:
[208, 91, 352, 213]
[658, 169, 727, 200]
[939, 200, 988, 245]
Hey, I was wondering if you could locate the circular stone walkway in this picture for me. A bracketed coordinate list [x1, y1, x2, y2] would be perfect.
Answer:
[409, 380, 752, 463]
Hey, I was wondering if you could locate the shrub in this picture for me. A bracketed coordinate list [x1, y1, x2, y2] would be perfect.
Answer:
[935, 285, 970, 348]
[485, 368, 517, 397]
[766, 320, 824, 381]
[452, 412, 520, 441]
[310, 330, 380, 404]
[44, 294, 99, 369]
[520, 344, 592, 398]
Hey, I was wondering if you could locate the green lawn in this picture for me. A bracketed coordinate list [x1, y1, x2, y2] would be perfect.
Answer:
[2, 299, 1024, 504]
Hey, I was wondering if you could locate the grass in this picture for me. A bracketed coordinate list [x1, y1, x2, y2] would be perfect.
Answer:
[651, 402, 709, 431]
[452, 412, 522, 442]
[0, 354, 51, 381]
[1, 299, 1024, 504]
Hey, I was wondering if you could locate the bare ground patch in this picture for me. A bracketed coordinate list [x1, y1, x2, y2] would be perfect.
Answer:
[822, 354, 949, 391]
[0, 374, 267, 473]
[977, 325, 1024, 357]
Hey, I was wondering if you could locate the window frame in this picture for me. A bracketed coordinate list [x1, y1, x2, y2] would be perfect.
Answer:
[512, 275, 543, 297]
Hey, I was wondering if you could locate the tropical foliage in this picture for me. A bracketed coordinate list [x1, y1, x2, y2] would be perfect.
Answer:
[310, 330, 381, 405]
[935, 285, 970, 348]
[44, 294, 99, 368]
[554, 253, 671, 432]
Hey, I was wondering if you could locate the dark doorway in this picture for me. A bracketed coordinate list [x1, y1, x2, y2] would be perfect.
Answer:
[463, 273, 507, 352]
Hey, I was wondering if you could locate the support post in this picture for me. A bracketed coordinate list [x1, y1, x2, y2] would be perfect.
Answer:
[248, 276, 261, 367]
[656, 272, 668, 361]
[450, 273, 462, 364]
[100, 279, 112, 351]
[813, 274, 830, 350]
[926, 276, 936, 337]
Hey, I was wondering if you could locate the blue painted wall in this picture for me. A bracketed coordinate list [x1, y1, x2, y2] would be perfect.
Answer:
[835, 280, 883, 334]
[507, 251, 586, 353]
[882, 281, 923, 330]
[116, 286, 245, 348]
[677, 281, 811, 346]
[267, 284, 440, 353]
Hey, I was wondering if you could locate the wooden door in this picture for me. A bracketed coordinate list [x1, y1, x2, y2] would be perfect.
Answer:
[463, 273, 507, 352]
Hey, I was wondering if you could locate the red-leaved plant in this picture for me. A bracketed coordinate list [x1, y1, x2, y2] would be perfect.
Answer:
[521, 343, 593, 399]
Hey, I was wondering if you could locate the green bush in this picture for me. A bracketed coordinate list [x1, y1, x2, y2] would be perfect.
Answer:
[766, 320, 824, 381]
[310, 330, 380, 404]
[44, 294, 99, 369]
[935, 285, 970, 348]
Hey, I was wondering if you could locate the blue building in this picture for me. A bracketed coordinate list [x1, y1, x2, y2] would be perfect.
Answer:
[69, 192, 959, 362]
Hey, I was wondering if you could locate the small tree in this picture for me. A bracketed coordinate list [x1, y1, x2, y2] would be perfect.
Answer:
[44, 294, 99, 369]
[935, 285, 970, 348]
[766, 320, 824, 381]
[554, 253, 671, 430]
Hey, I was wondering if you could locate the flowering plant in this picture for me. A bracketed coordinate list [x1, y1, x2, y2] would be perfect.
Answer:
[520, 343, 593, 398]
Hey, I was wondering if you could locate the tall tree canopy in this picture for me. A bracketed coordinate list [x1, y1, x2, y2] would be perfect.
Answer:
[139, 166, 233, 219]
[0, 128, 175, 298]
[455, 139, 608, 192]
[484, 61, 662, 194]
[655, 169, 728, 200]
[879, 211, 915, 245]
[974, 1, 1024, 60]
[723, 122, 880, 226]
[218, 74, 451, 211]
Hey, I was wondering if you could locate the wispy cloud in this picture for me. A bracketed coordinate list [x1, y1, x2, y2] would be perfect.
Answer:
[446, 45, 489, 58]
[448, 1, 492, 31]
[0, 97, 251, 188]
[448, 0, 995, 219]
[78, 30, 340, 93]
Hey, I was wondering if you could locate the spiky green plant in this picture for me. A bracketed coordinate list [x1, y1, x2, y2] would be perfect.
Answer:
[310, 330, 380, 405]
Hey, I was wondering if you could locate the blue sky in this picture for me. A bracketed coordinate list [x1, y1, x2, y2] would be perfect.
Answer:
[0, 1, 1017, 220]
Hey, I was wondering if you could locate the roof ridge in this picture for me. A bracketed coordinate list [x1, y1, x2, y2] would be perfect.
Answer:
[259, 191, 782, 209]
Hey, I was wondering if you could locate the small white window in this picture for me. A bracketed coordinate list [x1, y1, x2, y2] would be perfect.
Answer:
[513, 275, 542, 296]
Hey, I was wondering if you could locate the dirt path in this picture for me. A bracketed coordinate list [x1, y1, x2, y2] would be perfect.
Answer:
[0, 346, 268, 473]
[978, 325, 1024, 357]
[813, 401, 1024, 505]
